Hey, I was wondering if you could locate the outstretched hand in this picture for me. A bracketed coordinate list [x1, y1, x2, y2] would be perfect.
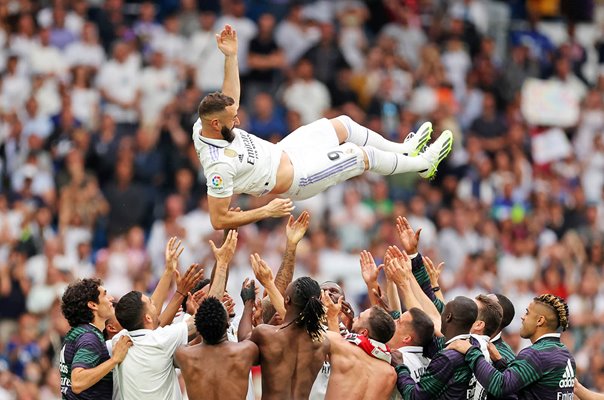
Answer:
[384, 252, 412, 288]
[396, 216, 421, 254]
[286, 210, 310, 245]
[250, 253, 274, 286]
[165, 237, 184, 277]
[241, 278, 256, 303]
[210, 230, 238, 266]
[321, 289, 343, 319]
[177, 264, 205, 295]
[216, 24, 238, 57]
[423, 256, 444, 287]
[360, 250, 383, 286]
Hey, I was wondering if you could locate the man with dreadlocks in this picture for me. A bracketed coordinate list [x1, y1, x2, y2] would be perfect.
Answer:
[249, 273, 328, 400]
[448, 294, 575, 399]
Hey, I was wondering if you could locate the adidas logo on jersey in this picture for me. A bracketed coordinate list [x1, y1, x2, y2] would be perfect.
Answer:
[559, 359, 575, 388]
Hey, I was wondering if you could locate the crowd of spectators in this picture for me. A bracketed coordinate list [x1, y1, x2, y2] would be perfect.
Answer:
[0, 0, 603, 397]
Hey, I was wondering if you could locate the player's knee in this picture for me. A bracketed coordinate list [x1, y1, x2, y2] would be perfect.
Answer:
[330, 115, 353, 144]
[332, 115, 353, 134]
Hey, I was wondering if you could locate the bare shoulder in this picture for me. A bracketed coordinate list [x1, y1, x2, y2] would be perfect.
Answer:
[174, 346, 188, 367]
[249, 323, 273, 343]
[325, 331, 345, 352]
[237, 339, 259, 355]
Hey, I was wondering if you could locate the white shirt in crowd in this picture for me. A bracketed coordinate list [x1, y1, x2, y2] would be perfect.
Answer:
[215, 15, 257, 74]
[282, 79, 331, 125]
[113, 318, 189, 400]
[187, 29, 224, 93]
[151, 32, 187, 66]
[64, 40, 106, 69]
[96, 60, 140, 123]
[139, 65, 179, 125]
[275, 20, 320, 66]
[29, 43, 68, 79]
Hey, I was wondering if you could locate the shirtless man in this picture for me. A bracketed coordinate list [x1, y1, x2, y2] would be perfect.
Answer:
[174, 230, 255, 400]
[175, 295, 258, 400]
[250, 276, 328, 400]
[194, 25, 453, 230]
[322, 298, 397, 400]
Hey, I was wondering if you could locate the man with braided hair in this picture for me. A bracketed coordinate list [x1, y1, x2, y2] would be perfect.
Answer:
[250, 276, 328, 399]
[448, 294, 576, 399]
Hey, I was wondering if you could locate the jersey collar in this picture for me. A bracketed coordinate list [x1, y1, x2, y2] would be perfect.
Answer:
[398, 345, 423, 354]
[197, 133, 230, 148]
[445, 333, 471, 345]
[490, 332, 502, 343]
[534, 333, 561, 343]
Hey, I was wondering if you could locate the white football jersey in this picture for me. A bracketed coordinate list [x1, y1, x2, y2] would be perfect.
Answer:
[192, 119, 282, 198]
[468, 334, 491, 400]
[391, 346, 431, 400]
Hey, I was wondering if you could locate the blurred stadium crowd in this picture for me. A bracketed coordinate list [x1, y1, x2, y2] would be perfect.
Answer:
[0, 0, 604, 398]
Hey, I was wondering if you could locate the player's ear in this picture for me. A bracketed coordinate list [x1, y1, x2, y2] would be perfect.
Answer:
[210, 117, 220, 130]
[284, 295, 291, 305]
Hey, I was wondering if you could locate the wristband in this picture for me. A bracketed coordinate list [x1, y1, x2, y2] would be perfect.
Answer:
[176, 290, 186, 297]
[432, 286, 441, 293]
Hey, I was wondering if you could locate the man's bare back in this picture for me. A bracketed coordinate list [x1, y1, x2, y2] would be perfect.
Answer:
[251, 323, 328, 400]
[324, 331, 396, 400]
[175, 340, 259, 400]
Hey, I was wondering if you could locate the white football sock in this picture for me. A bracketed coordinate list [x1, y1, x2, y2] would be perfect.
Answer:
[363, 146, 430, 175]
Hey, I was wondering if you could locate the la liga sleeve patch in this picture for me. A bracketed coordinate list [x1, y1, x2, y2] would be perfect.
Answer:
[210, 174, 224, 191]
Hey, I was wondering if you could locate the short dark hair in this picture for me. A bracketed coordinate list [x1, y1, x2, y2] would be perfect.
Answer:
[115, 291, 145, 331]
[61, 278, 102, 327]
[368, 306, 395, 343]
[408, 308, 434, 348]
[493, 293, 515, 331]
[198, 92, 235, 119]
[449, 296, 478, 332]
[476, 294, 503, 337]
[182, 278, 211, 311]
[195, 297, 228, 344]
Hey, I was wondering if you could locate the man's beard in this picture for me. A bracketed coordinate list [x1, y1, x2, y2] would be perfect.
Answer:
[221, 125, 236, 142]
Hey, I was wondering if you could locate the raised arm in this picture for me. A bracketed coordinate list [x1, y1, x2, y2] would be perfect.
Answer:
[151, 237, 183, 308]
[321, 290, 343, 332]
[250, 253, 286, 318]
[396, 217, 445, 312]
[159, 264, 204, 326]
[384, 253, 422, 312]
[208, 195, 294, 230]
[423, 256, 445, 303]
[216, 25, 240, 107]
[360, 250, 384, 307]
[238, 278, 256, 341]
[208, 230, 238, 299]
[274, 211, 310, 295]
[386, 246, 442, 333]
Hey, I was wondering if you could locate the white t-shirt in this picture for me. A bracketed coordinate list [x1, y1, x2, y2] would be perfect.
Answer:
[113, 320, 189, 400]
[309, 361, 330, 400]
[192, 119, 282, 198]
[468, 334, 491, 400]
[64, 41, 106, 69]
[390, 346, 431, 400]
